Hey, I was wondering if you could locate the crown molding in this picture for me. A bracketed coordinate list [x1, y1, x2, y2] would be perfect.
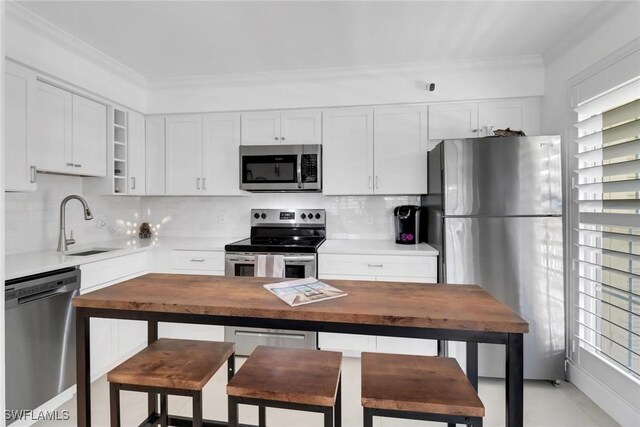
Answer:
[147, 55, 544, 90]
[5, 1, 148, 88]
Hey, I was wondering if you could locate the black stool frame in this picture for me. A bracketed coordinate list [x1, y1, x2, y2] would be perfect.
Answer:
[228, 376, 341, 427]
[363, 407, 483, 427]
[109, 353, 235, 427]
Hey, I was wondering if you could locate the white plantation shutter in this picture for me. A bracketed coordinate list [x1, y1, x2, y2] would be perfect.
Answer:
[573, 78, 640, 379]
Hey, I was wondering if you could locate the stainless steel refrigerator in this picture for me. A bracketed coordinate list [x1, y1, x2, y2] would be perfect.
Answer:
[422, 136, 564, 381]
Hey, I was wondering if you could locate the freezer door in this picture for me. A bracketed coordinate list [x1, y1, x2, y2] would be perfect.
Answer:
[444, 216, 564, 380]
[443, 136, 562, 216]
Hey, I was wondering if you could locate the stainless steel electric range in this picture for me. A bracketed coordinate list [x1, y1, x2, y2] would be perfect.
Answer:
[224, 208, 326, 355]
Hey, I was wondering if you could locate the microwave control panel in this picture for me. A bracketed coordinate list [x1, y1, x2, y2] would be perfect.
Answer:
[301, 154, 318, 183]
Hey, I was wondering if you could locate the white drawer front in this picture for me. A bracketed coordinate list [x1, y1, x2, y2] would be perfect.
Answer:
[81, 252, 149, 290]
[171, 250, 225, 272]
[319, 253, 437, 278]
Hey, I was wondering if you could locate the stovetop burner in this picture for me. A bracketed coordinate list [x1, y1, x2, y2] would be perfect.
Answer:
[225, 208, 326, 254]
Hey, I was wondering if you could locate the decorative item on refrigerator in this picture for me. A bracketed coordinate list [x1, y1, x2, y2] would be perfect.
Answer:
[264, 277, 347, 307]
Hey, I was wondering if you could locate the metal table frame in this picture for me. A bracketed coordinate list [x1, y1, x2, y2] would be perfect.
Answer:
[75, 307, 523, 427]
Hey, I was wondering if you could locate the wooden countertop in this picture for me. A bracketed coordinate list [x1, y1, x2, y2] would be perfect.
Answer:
[73, 274, 528, 334]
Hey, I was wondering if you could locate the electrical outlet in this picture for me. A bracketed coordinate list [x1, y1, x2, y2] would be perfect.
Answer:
[366, 213, 374, 225]
[218, 212, 228, 224]
[95, 218, 106, 228]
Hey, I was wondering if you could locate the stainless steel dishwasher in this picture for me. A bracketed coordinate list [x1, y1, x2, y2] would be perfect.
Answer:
[5, 267, 80, 423]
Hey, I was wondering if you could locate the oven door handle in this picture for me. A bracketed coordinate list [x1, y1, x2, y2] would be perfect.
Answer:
[226, 255, 315, 263]
[297, 153, 303, 189]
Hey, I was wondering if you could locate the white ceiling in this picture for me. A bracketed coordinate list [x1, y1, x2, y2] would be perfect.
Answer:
[16, 1, 616, 80]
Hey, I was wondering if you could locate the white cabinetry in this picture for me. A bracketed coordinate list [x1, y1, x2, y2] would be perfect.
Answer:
[322, 108, 374, 195]
[428, 98, 541, 141]
[33, 81, 106, 176]
[165, 113, 243, 195]
[373, 106, 429, 194]
[80, 252, 149, 379]
[166, 115, 203, 195]
[145, 116, 166, 195]
[128, 111, 146, 195]
[5, 61, 37, 191]
[318, 251, 438, 356]
[241, 110, 321, 145]
[323, 106, 428, 195]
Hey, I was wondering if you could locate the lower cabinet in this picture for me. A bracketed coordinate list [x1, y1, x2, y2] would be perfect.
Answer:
[318, 252, 438, 356]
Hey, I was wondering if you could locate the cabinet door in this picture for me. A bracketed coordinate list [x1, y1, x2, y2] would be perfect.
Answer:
[428, 102, 478, 140]
[240, 111, 280, 145]
[280, 110, 322, 145]
[165, 115, 203, 195]
[145, 116, 166, 195]
[128, 111, 146, 195]
[72, 94, 107, 176]
[373, 105, 429, 194]
[202, 113, 242, 195]
[478, 98, 541, 136]
[33, 81, 73, 173]
[322, 108, 374, 195]
[5, 63, 37, 191]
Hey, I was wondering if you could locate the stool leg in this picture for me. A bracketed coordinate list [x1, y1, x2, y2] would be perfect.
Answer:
[363, 408, 373, 427]
[109, 383, 120, 427]
[192, 390, 203, 427]
[159, 394, 168, 427]
[335, 376, 342, 427]
[448, 424, 456, 427]
[258, 406, 266, 427]
[324, 407, 333, 427]
[228, 396, 239, 427]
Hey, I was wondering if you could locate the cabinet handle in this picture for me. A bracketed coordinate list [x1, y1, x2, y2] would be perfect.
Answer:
[30, 166, 37, 183]
[368, 264, 384, 268]
[368, 175, 372, 189]
[471, 129, 479, 133]
[274, 136, 279, 140]
[66, 162, 74, 166]
[375, 176, 379, 189]
[196, 177, 201, 190]
[131, 177, 136, 190]
[203, 177, 207, 190]
[190, 258, 205, 263]
[281, 136, 285, 141]
[74, 164, 82, 168]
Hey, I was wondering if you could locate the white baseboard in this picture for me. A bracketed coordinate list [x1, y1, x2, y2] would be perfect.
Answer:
[568, 360, 640, 426]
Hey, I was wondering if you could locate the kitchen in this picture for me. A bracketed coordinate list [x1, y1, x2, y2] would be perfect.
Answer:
[1, 1, 639, 427]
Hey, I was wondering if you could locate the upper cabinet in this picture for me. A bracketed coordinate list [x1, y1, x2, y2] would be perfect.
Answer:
[241, 110, 321, 145]
[4, 62, 37, 192]
[323, 106, 428, 195]
[33, 80, 107, 177]
[164, 113, 243, 196]
[145, 116, 166, 196]
[428, 98, 541, 141]
[127, 111, 146, 195]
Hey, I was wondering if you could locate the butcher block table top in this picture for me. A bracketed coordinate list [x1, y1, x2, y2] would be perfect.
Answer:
[73, 274, 528, 334]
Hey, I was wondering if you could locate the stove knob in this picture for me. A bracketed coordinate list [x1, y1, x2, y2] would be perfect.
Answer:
[261, 213, 267, 219]
[315, 213, 321, 219]
[254, 213, 260, 219]
[308, 212, 313, 219]
[300, 213, 306, 219]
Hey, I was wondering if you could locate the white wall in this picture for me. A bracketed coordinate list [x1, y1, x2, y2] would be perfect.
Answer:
[141, 194, 418, 241]
[147, 56, 544, 114]
[4, 174, 140, 255]
[4, 3, 147, 112]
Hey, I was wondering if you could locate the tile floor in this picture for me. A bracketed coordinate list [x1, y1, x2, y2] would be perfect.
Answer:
[34, 357, 618, 427]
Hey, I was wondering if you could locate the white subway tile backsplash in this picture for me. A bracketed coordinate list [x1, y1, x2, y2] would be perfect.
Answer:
[5, 173, 420, 254]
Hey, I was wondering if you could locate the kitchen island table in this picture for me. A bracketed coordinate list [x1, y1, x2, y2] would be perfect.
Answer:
[73, 274, 528, 427]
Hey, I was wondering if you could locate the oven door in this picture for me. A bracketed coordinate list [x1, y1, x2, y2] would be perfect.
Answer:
[224, 252, 318, 355]
[225, 253, 317, 278]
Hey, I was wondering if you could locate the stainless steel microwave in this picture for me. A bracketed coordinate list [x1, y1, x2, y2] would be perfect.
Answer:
[239, 144, 322, 192]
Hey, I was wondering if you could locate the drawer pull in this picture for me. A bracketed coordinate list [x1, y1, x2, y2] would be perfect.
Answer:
[190, 258, 206, 262]
[367, 263, 384, 268]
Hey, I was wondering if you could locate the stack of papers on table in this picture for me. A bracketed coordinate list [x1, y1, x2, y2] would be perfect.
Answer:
[264, 277, 348, 307]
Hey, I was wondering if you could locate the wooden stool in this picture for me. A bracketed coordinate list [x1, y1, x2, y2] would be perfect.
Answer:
[227, 346, 342, 427]
[107, 338, 235, 427]
[361, 352, 484, 427]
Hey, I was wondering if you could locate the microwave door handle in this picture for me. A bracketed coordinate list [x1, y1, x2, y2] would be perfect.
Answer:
[297, 154, 303, 189]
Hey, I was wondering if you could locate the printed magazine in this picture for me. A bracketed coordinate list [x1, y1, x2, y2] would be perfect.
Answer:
[264, 277, 348, 307]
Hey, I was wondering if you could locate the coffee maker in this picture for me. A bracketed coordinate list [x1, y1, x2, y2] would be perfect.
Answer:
[393, 205, 421, 244]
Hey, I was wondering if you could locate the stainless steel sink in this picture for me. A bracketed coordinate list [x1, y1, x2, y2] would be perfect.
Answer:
[65, 248, 116, 256]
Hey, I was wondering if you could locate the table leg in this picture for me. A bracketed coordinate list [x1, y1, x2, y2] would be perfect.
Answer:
[76, 308, 91, 427]
[466, 341, 478, 392]
[506, 333, 524, 427]
[147, 321, 159, 417]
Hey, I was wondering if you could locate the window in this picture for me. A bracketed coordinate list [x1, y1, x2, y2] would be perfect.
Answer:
[573, 78, 640, 380]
